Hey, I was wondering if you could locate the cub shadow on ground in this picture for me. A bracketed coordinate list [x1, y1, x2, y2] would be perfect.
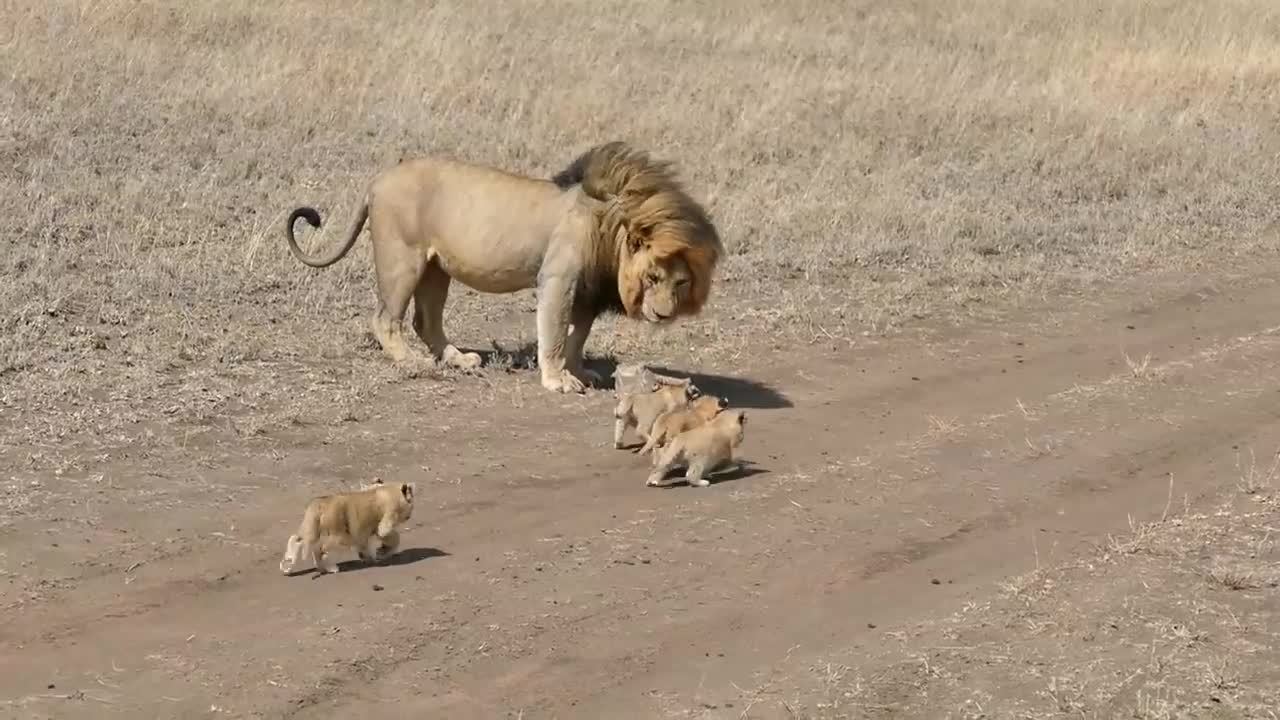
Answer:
[650, 460, 769, 489]
[322, 546, 450, 576]
[462, 342, 791, 410]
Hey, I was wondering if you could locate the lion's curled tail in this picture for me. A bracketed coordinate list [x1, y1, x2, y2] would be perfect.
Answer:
[285, 204, 370, 268]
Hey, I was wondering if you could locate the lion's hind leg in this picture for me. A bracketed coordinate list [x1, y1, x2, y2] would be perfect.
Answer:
[613, 399, 634, 449]
[646, 442, 685, 488]
[280, 534, 309, 575]
[413, 257, 481, 370]
[370, 227, 424, 364]
[639, 414, 674, 457]
[684, 459, 711, 488]
[312, 536, 343, 574]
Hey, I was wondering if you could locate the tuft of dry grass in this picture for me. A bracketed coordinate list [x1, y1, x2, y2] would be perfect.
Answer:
[3, 0, 1280, 473]
[1235, 447, 1280, 496]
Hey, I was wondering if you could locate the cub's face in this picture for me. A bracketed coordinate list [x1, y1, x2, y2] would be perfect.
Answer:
[639, 256, 694, 323]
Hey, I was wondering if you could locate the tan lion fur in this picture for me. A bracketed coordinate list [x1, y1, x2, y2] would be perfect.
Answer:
[611, 363, 692, 398]
[638, 393, 729, 457]
[278, 481, 415, 575]
[284, 141, 723, 394]
[613, 378, 700, 450]
[646, 410, 747, 489]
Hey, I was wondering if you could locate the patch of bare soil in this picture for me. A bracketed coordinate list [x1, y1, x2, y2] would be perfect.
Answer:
[3, 266, 1280, 720]
[6, 2, 1280, 718]
[790, 491, 1280, 720]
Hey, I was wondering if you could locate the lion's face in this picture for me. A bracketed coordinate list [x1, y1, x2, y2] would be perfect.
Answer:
[638, 255, 695, 323]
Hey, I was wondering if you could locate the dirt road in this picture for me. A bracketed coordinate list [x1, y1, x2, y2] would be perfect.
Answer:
[5, 268, 1280, 719]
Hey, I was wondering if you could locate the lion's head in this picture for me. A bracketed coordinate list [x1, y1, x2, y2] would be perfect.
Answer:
[558, 141, 723, 323]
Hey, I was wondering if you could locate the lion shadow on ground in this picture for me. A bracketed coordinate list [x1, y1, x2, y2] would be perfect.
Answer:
[303, 547, 450, 578]
[456, 343, 790, 410]
[649, 460, 769, 489]
[642, 366, 790, 410]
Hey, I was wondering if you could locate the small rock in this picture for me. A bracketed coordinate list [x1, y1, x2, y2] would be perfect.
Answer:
[372, 584, 384, 592]
[930, 578, 941, 585]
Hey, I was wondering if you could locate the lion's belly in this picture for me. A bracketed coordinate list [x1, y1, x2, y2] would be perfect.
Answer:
[429, 247, 540, 294]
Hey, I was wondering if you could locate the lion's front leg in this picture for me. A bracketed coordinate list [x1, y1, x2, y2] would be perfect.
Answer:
[564, 308, 602, 388]
[536, 274, 587, 394]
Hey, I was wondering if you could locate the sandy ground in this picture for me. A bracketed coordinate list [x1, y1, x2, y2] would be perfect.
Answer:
[4, 265, 1280, 719]
[5, 4, 1280, 717]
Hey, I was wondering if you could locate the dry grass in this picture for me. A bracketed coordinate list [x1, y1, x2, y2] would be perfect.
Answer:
[788, 489, 1280, 719]
[3, 0, 1280, 464]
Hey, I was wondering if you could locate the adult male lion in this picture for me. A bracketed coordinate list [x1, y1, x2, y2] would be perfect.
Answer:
[283, 141, 723, 393]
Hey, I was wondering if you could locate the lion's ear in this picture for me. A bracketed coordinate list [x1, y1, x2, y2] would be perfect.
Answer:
[626, 216, 655, 252]
[626, 226, 649, 252]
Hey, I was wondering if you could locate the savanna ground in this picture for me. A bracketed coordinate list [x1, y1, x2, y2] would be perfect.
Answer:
[3, 0, 1280, 718]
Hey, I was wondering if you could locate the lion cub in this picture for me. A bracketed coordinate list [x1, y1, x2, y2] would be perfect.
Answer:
[639, 394, 729, 457]
[613, 377, 699, 450]
[279, 480, 415, 575]
[646, 410, 747, 488]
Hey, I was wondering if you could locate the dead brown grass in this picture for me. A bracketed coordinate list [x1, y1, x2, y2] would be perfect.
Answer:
[3, 0, 1280, 464]
[789, 490, 1280, 719]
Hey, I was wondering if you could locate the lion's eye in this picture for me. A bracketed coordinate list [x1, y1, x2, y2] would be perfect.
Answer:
[646, 273, 660, 285]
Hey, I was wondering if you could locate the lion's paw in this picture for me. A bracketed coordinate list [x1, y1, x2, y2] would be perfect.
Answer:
[542, 370, 587, 394]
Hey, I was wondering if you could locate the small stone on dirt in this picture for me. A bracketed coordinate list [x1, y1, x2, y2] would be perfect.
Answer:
[930, 578, 941, 585]
[372, 584, 384, 592]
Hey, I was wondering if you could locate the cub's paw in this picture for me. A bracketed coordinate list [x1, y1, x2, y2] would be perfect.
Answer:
[442, 345, 483, 370]
[646, 474, 676, 488]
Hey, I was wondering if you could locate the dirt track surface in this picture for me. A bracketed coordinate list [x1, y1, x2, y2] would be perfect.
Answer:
[5, 269, 1280, 719]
